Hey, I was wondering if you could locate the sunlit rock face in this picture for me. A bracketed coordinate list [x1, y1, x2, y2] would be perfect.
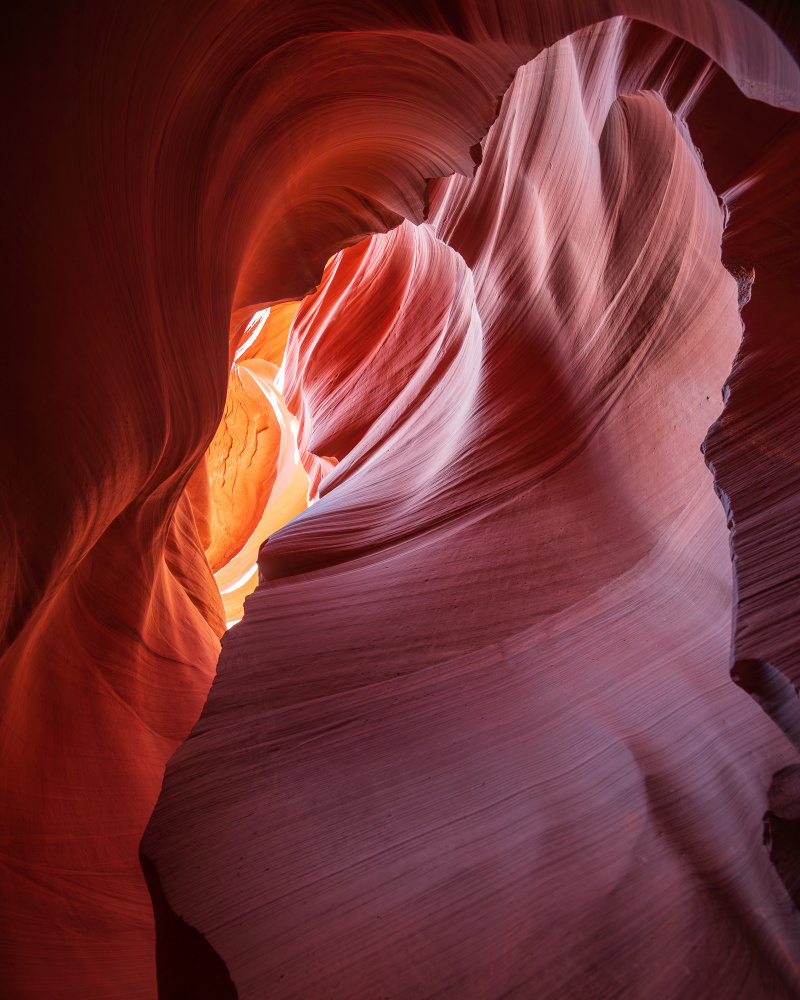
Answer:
[208, 303, 308, 626]
[1, 2, 800, 998]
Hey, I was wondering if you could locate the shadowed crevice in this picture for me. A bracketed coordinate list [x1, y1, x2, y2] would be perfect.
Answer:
[140, 852, 238, 1000]
[731, 658, 800, 753]
[765, 765, 800, 910]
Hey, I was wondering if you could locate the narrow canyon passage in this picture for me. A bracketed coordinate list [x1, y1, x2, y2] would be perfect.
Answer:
[142, 24, 800, 999]
[1, 3, 800, 998]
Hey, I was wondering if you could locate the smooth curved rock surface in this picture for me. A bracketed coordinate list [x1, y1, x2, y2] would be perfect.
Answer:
[2, 1, 800, 997]
[143, 19, 800, 1000]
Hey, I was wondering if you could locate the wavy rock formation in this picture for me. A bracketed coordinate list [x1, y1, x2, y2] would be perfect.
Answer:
[145, 16, 800, 1000]
[2, 1, 800, 998]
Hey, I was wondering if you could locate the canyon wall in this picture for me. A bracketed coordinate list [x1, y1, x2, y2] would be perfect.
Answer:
[1, 1, 799, 997]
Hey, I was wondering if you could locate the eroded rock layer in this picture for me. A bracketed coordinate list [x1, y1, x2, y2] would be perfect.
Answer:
[144, 18, 800, 1000]
[1, 1, 799, 997]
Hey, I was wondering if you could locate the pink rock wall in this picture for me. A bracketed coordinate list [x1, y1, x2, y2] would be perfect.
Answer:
[141, 19, 800, 997]
[1, 1, 799, 997]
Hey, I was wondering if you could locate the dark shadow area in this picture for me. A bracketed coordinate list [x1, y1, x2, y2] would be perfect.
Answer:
[140, 852, 238, 1000]
[765, 765, 800, 910]
[731, 658, 800, 753]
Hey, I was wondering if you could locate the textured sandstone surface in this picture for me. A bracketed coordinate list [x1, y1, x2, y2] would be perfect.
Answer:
[1, 1, 799, 997]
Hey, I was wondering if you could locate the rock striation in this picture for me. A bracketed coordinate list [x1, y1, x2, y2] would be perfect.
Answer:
[1, 1, 800, 997]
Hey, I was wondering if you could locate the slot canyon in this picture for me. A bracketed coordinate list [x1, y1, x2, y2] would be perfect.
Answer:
[2, 1, 800, 997]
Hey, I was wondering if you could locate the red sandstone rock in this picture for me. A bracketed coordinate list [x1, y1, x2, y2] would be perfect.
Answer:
[145, 18, 800, 1000]
[1, 2, 799, 997]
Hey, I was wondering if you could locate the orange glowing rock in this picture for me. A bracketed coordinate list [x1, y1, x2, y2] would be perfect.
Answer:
[205, 301, 310, 625]
[206, 365, 281, 573]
